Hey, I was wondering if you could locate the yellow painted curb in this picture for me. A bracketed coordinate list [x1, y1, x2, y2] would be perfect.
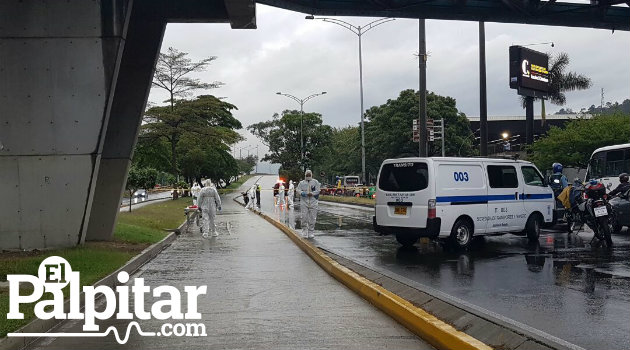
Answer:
[235, 199, 492, 350]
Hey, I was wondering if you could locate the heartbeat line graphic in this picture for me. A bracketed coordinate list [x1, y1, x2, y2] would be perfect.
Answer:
[8, 322, 155, 345]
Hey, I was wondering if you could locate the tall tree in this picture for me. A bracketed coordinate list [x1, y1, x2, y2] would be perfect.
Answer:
[364, 89, 475, 180]
[528, 113, 630, 170]
[152, 47, 223, 109]
[142, 95, 242, 176]
[248, 110, 333, 172]
[522, 52, 591, 122]
[318, 126, 361, 180]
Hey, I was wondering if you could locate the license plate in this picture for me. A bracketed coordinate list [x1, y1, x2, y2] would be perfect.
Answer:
[394, 206, 407, 215]
[594, 206, 608, 217]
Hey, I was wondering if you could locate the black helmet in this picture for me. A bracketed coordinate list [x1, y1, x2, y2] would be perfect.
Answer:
[620, 173, 629, 183]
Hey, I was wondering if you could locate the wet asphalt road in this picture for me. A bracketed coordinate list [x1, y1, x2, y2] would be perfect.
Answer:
[254, 175, 630, 350]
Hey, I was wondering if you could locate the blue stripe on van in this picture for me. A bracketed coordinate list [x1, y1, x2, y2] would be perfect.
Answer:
[519, 193, 554, 200]
[437, 193, 553, 204]
[436, 195, 515, 203]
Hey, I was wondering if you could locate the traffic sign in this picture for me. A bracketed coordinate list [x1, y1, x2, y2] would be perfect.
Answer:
[412, 119, 419, 125]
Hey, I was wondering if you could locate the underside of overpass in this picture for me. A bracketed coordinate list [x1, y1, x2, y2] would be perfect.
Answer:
[0, 0, 627, 249]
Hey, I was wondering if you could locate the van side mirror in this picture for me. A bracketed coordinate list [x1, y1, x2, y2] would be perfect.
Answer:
[542, 177, 549, 187]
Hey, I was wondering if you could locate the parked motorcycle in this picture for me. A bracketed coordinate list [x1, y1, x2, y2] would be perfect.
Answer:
[568, 180, 614, 247]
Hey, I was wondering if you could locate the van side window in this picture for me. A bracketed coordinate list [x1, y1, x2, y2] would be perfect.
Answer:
[487, 165, 518, 188]
[521, 166, 545, 187]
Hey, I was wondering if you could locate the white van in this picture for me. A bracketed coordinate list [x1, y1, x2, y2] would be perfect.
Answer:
[373, 157, 554, 248]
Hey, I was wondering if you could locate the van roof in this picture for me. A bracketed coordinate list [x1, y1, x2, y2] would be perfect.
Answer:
[591, 143, 630, 155]
[382, 157, 531, 164]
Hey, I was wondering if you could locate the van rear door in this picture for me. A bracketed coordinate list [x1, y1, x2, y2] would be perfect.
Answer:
[376, 161, 429, 228]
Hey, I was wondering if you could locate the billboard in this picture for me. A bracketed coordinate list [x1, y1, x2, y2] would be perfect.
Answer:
[509, 46, 549, 96]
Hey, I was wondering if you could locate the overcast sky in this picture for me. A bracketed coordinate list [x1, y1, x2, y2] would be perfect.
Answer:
[148, 3, 630, 171]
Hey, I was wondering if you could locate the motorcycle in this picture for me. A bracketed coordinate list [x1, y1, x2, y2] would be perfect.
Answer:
[569, 180, 614, 247]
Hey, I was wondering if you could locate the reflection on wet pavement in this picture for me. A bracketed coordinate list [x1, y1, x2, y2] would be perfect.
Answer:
[252, 175, 630, 350]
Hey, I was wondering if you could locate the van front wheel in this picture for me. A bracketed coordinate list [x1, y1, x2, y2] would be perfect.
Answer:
[395, 233, 419, 247]
[449, 219, 473, 249]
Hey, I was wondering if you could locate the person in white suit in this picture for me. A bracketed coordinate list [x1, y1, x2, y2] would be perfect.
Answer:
[245, 184, 257, 210]
[197, 179, 221, 238]
[297, 170, 320, 238]
[191, 182, 201, 205]
[287, 180, 295, 207]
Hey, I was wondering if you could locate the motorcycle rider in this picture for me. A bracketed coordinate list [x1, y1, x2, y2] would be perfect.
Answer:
[550, 163, 569, 190]
[609, 173, 630, 197]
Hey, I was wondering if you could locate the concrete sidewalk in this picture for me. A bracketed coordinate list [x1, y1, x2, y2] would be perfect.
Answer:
[24, 178, 432, 350]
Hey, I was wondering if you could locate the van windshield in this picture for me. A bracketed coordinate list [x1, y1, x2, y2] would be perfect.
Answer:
[378, 162, 428, 192]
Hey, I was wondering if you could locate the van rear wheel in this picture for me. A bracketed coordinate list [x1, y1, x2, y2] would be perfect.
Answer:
[449, 219, 473, 249]
[526, 213, 542, 242]
[395, 233, 419, 247]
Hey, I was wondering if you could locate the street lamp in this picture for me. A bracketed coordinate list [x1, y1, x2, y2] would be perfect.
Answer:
[306, 15, 395, 185]
[275, 91, 327, 170]
[502, 132, 510, 140]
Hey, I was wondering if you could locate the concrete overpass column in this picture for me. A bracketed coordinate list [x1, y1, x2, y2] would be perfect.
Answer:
[0, 0, 254, 250]
[0, 0, 135, 249]
[83, 2, 166, 242]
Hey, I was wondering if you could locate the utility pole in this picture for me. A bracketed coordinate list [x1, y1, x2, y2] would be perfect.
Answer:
[418, 19, 428, 157]
[479, 21, 488, 156]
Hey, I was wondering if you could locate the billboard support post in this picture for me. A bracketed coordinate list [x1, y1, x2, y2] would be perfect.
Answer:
[525, 96, 534, 145]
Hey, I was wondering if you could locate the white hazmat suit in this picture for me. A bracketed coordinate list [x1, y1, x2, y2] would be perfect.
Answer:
[297, 170, 321, 238]
[245, 184, 256, 210]
[197, 180, 221, 237]
[191, 183, 201, 206]
[278, 183, 286, 206]
[288, 180, 295, 207]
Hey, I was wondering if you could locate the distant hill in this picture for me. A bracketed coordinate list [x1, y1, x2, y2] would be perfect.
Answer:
[556, 99, 630, 115]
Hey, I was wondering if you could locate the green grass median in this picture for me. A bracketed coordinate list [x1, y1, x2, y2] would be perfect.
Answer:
[319, 195, 375, 207]
[0, 197, 192, 337]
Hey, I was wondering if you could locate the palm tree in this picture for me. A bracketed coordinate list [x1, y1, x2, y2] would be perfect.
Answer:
[521, 52, 591, 123]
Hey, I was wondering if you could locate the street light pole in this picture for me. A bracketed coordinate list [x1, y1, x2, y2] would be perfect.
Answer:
[255, 145, 259, 174]
[358, 29, 366, 184]
[306, 15, 395, 185]
[276, 91, 327, 171]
